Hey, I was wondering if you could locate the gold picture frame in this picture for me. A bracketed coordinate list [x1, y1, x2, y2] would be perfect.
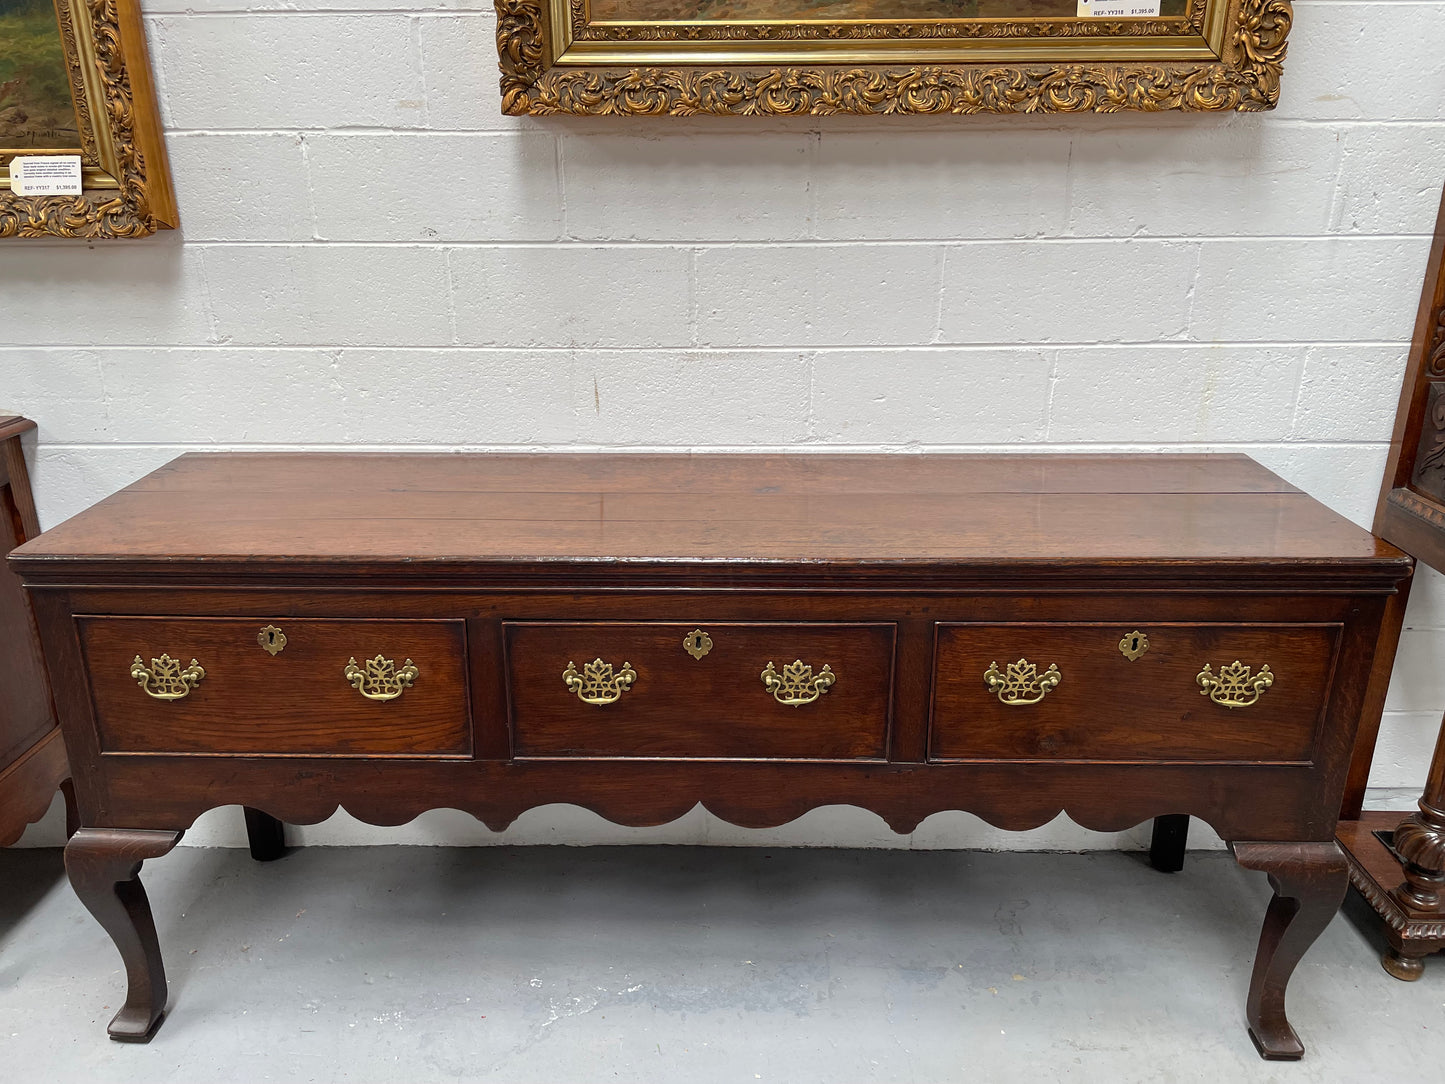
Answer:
[1, 0, 176, 238]
[496, 0, 1292, 117]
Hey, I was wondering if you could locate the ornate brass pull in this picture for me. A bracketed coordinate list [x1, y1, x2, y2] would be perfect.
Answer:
[1196, 661, 1273, 709]
[131, 654, 205, 701]
[984, 658, 1061, 706]
[761, 659, 835, 706]
[344, 655, 419, 701]
[563, 658, 637, 706]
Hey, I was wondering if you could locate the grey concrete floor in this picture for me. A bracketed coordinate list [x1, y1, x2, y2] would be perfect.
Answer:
[0, 846, 1440, 1083]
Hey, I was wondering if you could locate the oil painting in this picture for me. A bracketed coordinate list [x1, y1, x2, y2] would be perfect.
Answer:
[0, 0, 77, 151]
[0, 0, 176, 238]
[590, 0, 1186, 21]
[497, 0, 1291, 116]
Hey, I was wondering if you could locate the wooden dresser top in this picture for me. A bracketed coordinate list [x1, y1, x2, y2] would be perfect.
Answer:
[10, 452, 1410, 589]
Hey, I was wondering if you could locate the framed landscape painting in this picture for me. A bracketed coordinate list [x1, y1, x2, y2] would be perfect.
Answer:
[496, 0, 1292, 115]
[0, 0, 175, 238]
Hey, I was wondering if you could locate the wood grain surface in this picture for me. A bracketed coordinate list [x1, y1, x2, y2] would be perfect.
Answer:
[930, 622, 1341, 763]
[507, 621, 894, 760]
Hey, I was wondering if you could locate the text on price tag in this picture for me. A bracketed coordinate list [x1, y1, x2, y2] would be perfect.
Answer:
[8, 156, 84, 197]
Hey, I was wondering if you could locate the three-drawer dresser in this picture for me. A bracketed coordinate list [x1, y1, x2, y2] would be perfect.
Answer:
[10, 451, 1411, 1058]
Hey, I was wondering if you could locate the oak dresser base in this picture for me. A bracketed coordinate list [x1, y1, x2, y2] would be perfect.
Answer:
[12, 451, 1411, 1057]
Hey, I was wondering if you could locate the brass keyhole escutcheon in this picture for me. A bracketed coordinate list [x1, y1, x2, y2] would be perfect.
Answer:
[258, 625, 287, 656]
[1118, 630, 1149, 662]
[683, 628, 713, 660]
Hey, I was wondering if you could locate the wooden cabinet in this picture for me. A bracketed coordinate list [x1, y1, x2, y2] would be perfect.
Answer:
[10, 451, 1411, 1057]
[0, 416, 71, 845]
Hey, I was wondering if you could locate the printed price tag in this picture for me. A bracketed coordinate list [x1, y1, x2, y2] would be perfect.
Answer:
[8, 156, 83, 196]
[1077, 0, 1161, 14]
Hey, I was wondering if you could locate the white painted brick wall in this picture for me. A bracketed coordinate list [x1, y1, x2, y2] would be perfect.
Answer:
[4, 0, 1445, 853]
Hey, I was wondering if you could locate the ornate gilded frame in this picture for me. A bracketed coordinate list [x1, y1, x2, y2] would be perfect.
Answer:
[497, 0, 1291, 116]
[1, 0, 176, 238]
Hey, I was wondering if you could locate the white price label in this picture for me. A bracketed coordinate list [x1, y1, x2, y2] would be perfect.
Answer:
[1077, 0, 1161, 14]
[8, 156, 83, 196]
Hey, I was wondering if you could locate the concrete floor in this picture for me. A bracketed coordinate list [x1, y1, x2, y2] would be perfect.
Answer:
[0, 846, 1440, 1082]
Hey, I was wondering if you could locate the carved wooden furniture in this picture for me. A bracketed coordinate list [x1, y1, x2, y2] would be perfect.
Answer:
[11, 452, 1409, 1057]
[1336, 183, 1445, 979]
[0, 416, 74, 845]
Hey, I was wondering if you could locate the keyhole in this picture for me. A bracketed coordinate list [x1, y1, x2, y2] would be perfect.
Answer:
[1128, 635, 1140, 653]
[258, 625, 287, 656]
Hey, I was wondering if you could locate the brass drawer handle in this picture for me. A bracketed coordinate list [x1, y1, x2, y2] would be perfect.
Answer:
[1197, 661, 1273, 709]
[563, 658, 637, 706]
[131, 654, 205, 701]
[344, 655, 419, 701]
[984, 658, 1061, 706]
[761, 659, 835, 706]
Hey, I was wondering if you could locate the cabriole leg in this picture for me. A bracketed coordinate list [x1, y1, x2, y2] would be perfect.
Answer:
[64, 827, 183, 1042]
[1233, 841, 1348, 1061]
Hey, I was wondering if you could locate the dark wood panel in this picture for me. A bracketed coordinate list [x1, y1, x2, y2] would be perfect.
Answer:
[930, 623, 1340, 763]
[78, 617, 470, 756]
[507, 622, 893, 760]
[0, 479, 54, 770]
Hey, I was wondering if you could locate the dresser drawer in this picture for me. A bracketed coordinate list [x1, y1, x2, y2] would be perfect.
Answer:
[506, 622, 894, 759]
[79, 617, 470, 756]
[929, 623, 1340, 763]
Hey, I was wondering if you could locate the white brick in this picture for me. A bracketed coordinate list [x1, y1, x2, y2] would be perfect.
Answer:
[696, 245, 939, 348]
[1403, 564, 1445, 632]
[448, 246, 692, 348]
[418, 13, 531, 131]
[938, 241, 1196, 344]
[153, 16, 424, 129]
[202, 246, 454, 346]
[307, 133, 563, 242]
[1278, 4, 1445, 121]
[97, 349, 350, 441]
[1190, 237, 1428, 343]
[811, 349, 1050, 444]
[27, 445, 181, 530]
[574, 351, 810, 445]
[338, 349, 578, 443]
[1247, 442, 1389, 529]
[1290, 344, 1408, 441]
[0, 240, 211, 346]
[146, 0, 490, 11]
[1368, 713, 1444, 790]
[1332, 125, 1445, 235]
[0, 351, 109, 441]
[168, 133, 314, 242]
[814, 131, 1069, 241]
[562, 134, 811, 242]
[1049, 346, 1304, 443]
[1386, 628, 1445, 714]
[1068, 121, 1341, 238]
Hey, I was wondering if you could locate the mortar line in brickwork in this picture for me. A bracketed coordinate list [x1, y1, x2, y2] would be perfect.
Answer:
[171, 236, 1436, 249]
[1, 340, 1410, 352]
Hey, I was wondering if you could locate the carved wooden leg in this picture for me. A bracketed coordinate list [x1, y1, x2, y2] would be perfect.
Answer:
[60, 779, 79, 839]
[1391, 716, 1445, 911]
[65, 827, 183, 1042]
[1233, 841, 1348, 1061]
[243, 808, 287, 862]
[1383, 943, 1429, 981]
[1149, 815, 1189, 873]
